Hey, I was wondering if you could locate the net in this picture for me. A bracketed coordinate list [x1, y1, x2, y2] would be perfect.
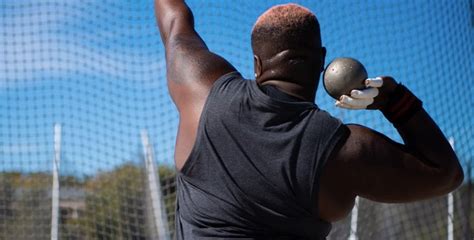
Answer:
[0, 0, 472, 239]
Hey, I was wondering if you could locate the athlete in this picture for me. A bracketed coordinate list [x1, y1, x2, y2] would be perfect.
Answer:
[154, 1, 464, 239]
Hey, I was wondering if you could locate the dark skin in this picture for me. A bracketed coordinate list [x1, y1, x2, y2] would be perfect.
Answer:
[155, 0, 464, 222]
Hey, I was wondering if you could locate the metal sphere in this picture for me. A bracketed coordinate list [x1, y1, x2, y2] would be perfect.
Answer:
[323, 57, 368, 100]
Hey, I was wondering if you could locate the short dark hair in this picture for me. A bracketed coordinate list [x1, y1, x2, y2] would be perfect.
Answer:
[251, 4, 321, 58]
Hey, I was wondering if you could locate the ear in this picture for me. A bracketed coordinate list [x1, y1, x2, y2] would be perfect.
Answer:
[254, 55, 262, 78]
[320, 47, 327, 72]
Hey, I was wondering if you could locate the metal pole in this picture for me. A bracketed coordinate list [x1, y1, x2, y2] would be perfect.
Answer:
[51, 123, 61, 240]
[465, 161, 472, 240]
[448, 193, 454, 240]
[447, 138, 454, 240]
[141, 129, 170, 240]
[348, 196, 359, 240]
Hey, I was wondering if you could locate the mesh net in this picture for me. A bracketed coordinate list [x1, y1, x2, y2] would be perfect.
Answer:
[0, 0, 473, 239]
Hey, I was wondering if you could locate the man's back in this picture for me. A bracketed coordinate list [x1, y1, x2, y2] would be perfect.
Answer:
[176, 72, 345, 239]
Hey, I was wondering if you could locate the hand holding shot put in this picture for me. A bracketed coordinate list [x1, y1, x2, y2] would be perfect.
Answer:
[323, 58, 426, 126]
[323, 57, 396, 110]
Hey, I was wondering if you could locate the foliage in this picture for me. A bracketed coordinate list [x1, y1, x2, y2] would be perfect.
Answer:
[1, 165, 473, 239]
[0, 172, 52, 240]
[0, 163, 176, 240]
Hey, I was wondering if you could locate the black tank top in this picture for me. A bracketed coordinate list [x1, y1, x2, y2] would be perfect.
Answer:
[175, 72, 347, 239]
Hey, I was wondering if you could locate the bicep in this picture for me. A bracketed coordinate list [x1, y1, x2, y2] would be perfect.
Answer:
[336, 124, 453, 203]
[155, 1, 235, 111]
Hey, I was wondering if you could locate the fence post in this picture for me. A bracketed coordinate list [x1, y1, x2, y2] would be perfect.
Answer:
[51, 123, 61, 240]
[141, 129, 170, 240]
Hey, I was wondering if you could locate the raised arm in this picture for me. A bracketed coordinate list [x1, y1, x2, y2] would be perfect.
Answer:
[154, 0, 235, 111]
[319, 77, 463, 221]
[155, 0, 236, 169]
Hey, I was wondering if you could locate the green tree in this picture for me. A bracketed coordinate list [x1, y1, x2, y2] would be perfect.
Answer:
[0, 172, 20, 239]
[82, 164, 148, 240]
[158, 165, 176, 238]
[0, 173, 51, 240]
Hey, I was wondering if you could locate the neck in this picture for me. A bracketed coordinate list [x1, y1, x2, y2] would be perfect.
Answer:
[255, 49, 321, 102]
[258, 78, 317, 102]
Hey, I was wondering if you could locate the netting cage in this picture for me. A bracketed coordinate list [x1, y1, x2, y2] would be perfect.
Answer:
[0, 0, 473, 239]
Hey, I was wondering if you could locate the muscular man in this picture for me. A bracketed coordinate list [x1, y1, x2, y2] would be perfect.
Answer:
[154, 2, 463, 239]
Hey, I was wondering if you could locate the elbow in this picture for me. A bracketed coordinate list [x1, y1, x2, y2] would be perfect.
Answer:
[440, 162, 464, 193]
[450, 164, 464, 189]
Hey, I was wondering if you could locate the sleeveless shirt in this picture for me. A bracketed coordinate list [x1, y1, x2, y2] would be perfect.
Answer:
[175, 72, 347, 239]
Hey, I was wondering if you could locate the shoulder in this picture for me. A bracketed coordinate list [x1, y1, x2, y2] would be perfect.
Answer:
[211, 71, 246, 90]
[307, 109, 346, 143]
[200, 71, 246, 103]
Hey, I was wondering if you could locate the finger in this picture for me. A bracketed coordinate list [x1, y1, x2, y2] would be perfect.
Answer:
[335, 100, 365, 110]
[350, 87, 379, 99]
[365, 77, 383, 88]
[340, 95, 374, 108]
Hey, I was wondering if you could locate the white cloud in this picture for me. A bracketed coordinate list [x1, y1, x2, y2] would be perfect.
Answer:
[0, 42, 166, 81]
[0, 0, 166, 88]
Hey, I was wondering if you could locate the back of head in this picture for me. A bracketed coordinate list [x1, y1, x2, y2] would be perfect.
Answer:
[252, 4, 321, 59]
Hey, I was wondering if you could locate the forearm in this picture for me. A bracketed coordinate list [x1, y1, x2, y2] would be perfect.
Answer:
[383, 89, 463, 185]
[374, 79, 464, 197]
[154, 0, 194, 45]
[396, 109, 459, 169]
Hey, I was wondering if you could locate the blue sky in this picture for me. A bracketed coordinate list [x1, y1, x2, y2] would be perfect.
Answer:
[0, 0, 473, 177]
